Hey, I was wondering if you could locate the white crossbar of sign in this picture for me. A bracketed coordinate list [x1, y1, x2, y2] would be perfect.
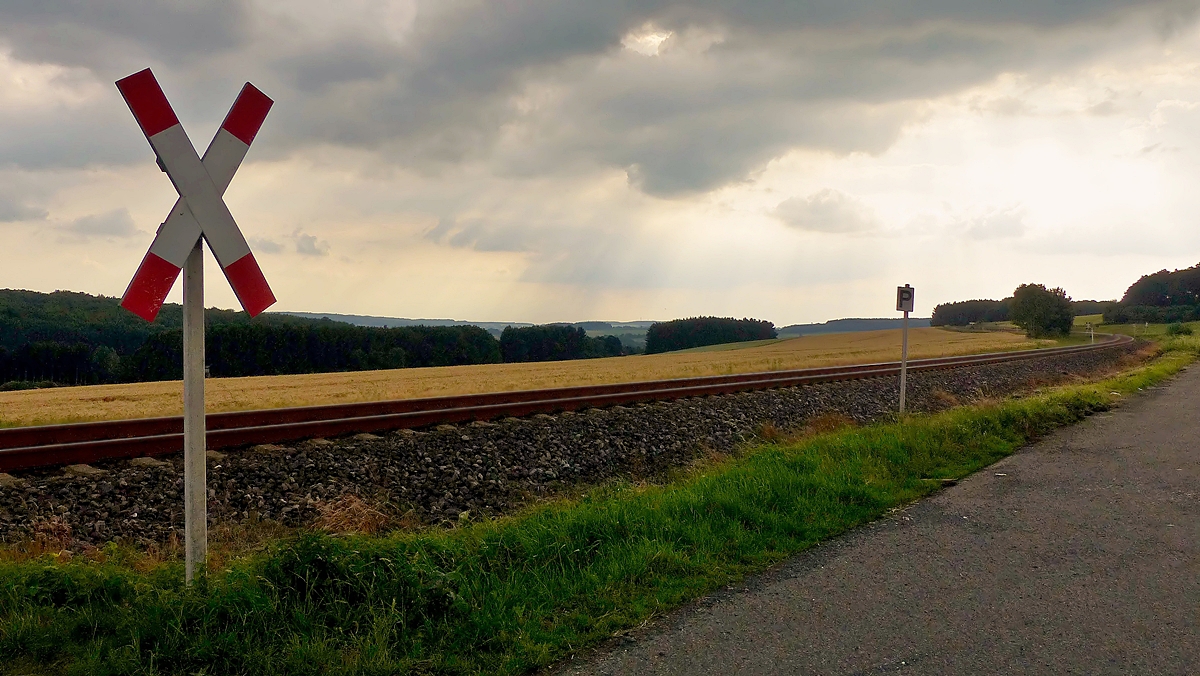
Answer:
[116, 69, 275, 320]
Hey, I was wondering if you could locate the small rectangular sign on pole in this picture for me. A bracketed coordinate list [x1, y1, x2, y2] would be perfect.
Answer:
[116, 68, 274, 583]
[896, 285, 914, 414]
[896, 285, 915, 313]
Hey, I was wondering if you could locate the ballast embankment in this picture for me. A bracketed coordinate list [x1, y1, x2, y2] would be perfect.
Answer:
[0, 339, 1138, 547]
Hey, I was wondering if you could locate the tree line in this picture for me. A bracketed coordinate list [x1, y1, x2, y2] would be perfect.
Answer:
[121, 323, 502, 381]
[0, 289, 639, 387]
[1102, 262, 1200, 323]
[930, 299, 1013, 326]
[645, 317, 776, 354]
[931, 263, 1200, 328]
[499, 325, 624, 362]
[0, 343, 120, 388]
[932, 296, 1108, 329]
[930, 285, 1077, 338]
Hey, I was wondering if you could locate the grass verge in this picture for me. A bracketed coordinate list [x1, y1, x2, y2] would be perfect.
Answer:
[1, 340, 1196, 675]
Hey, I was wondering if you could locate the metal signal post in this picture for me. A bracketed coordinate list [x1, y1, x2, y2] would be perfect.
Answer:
[896, 285, 915, 414]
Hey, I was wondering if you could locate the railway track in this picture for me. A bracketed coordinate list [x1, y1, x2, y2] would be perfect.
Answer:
[0, 334, 1133, 473]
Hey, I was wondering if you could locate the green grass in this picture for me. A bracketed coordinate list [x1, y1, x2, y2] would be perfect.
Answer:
[1, 340, 1196, 675]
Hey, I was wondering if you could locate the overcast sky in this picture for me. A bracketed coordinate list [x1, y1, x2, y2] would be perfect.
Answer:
[3, 0, 1200, 324]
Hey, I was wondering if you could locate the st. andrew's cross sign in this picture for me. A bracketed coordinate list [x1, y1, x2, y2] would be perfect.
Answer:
[117, 68, 275, 321]
[116, 68, 275, 581]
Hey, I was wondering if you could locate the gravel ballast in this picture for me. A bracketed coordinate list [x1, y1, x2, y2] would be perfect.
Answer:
[0, 344, 1139, 547]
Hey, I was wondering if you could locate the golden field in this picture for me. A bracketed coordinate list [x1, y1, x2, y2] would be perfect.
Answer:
[0, 327, 1045, 428]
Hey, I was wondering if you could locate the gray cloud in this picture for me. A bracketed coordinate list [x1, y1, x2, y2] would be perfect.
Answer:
[248, 236, 285, 255]
[293, 230, 330, 256]
[422, 203, 886, 291]
[962, 207, 1028, 240]
[0, 105, 147, 170]
[0, 193, 47, 222]
[2, 0, 1194, 197]
[424, 213, 674, 287]
[0, 0, 246, 73]
[266, 0, 1197, 196]
[65, 208, 140, 237]
[774, 189, 879, 233]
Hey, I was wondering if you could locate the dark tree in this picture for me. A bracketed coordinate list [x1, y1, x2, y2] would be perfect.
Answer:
[1099, 262, 1200, 325]
[1121, 263, 1200, 307]
[1009, 284, 1073, 338]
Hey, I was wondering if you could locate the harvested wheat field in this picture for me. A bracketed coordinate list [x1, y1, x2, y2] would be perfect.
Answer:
[0, 327, 1046, 427]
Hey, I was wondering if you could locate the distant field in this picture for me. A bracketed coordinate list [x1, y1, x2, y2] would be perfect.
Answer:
[674, 338, 782, 353]
[0, 328, 1046, 427]
[1098, 319, 1200, 338]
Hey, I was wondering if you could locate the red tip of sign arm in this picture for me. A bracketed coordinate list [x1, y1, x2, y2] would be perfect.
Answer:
[221, 83, 273, 146]
[224, 253, 276, 317]
[115, 69, 180, 138]
[121, 252, 181, 322]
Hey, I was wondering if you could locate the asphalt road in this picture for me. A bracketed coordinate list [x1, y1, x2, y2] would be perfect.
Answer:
[560, 366, 1199, 675]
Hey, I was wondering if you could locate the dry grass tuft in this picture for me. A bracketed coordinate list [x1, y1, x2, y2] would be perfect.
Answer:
[930, 389, 962, 409]
[31, 516, 73, 551]
[0, 516, 75, 563]
[206, 519, 296, 571]
[755, 421, 786, 443]
[313, 494, 390, 535]
[803, 412, 858, 436]
[749, 412, 858, 448]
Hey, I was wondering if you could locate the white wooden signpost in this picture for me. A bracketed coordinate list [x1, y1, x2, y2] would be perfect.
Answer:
[896, 284, 915, 414]
[116, 69, 276, 582]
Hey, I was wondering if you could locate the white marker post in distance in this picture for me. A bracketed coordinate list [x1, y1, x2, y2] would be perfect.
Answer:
[116, 69, 275, 583]
[896, 285, 915, 414]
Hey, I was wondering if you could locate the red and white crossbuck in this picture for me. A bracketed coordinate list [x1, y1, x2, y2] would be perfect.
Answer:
[116, 68, 276, 582]
[117, 68, 276, 320]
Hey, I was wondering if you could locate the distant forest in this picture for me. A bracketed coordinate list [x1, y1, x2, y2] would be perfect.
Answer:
[0, 289, 632, 388]
[645, 317, 776, 354]
[1103, 262, 1200, 323]
[778, 318, 931, 336]
[499, 325, 623, 363]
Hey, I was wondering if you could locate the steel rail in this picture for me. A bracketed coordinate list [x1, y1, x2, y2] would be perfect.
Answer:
[0, 334, 1132, 472]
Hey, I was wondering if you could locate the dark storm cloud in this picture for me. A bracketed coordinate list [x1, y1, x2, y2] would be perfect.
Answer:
[0, 0, 247, 73]
[1, 0, 1195, 194]
[0, 104, 147, 170]
[65, 208, 140, 237]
